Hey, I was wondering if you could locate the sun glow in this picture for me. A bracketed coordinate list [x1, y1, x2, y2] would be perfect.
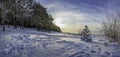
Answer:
[54, 19, 65, 28]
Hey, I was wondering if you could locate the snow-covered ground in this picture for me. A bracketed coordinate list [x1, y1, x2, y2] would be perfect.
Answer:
[0, 26, 120, 57]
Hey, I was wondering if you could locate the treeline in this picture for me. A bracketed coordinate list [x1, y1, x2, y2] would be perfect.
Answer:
[0, 0, 61, 32]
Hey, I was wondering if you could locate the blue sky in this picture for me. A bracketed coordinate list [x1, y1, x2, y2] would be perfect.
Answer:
[36, 0, 120, 33]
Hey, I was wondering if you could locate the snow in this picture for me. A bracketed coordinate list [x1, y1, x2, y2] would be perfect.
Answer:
[0, 26, 120, 57]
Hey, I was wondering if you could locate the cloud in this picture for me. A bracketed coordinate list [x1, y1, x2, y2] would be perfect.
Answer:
[39, 1, 104, 33]
[35, 0, 120, 33]
[46, 3, 102, 23]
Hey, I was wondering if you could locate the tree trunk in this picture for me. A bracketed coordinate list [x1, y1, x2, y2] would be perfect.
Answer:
[3, 24, 5, 31]
[1, 9, 6, 31]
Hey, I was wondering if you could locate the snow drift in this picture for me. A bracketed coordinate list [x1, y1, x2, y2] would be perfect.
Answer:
[0, 26, 120, 57]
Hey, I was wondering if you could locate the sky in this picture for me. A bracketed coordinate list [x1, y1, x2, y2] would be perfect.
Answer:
[36, 0, 120, 34]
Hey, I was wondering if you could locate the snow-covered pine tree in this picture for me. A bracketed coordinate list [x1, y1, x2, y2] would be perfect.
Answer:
[81, 25, 92, 42]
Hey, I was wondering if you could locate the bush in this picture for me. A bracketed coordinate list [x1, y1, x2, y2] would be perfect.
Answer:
[102, 12, 120, 42]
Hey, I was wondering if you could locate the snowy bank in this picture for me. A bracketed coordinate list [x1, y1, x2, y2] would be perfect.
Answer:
[0, 26, 120, 57]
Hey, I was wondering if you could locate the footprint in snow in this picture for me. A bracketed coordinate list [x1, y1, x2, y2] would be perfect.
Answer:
[91, 50, 96, 53]
[69, 51, 85, 57]
[104, 52, 111, 55]
[84, 53, 91, 57]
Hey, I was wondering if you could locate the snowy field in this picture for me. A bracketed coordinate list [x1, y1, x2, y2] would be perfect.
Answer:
[0, 26, 120, 57]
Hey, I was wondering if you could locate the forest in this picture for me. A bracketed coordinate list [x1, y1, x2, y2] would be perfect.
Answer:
[0, 0, 61, 32]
